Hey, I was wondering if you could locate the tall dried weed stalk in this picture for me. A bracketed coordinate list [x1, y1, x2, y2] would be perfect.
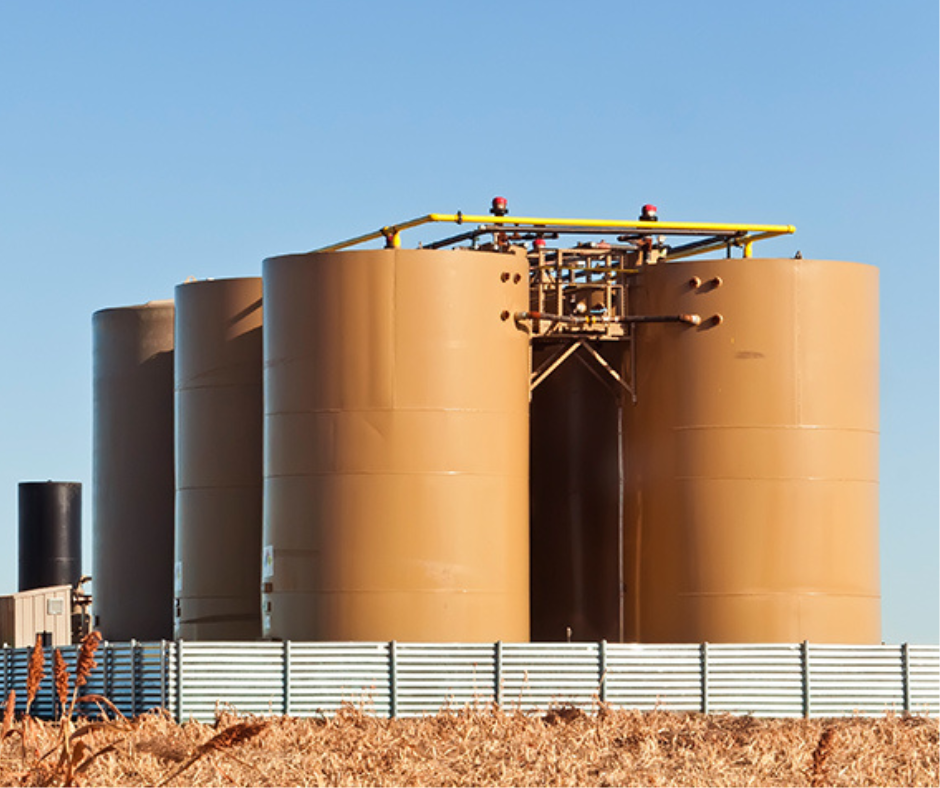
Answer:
[24, 634, 45, 717]
[53, 650, 69, 721]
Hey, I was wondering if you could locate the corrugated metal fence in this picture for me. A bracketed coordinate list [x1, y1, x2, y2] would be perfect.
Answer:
[1, 641, 936, 722]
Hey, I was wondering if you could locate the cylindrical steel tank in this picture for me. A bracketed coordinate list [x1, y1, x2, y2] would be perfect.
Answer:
[175, 277, 263, 640]
[262, 248, 530, 642]
[623, 258, 880, 643]
[93, 300, 175, 641]
[529, 346, 623, 642]
[18, 481, 82, 592]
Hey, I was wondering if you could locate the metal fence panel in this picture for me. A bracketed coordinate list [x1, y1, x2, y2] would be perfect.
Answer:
[909, 645, 940, 715]
[394, 643, 496, 717]
[177, 641, 284, 721]
[500, 643, 601, 711]
[808, 645, 905, 716]
[289, 642, 391, 718]
[707, 644, 804, 717]
[0, 641, 936, 722]
[605, 643, 702, 712]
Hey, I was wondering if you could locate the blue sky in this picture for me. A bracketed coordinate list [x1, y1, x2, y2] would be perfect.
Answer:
[0, 1, 936, 643]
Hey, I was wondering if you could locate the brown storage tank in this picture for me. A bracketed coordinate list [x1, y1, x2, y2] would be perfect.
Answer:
[529, 346, 623, 642]
[175, 278, 263, 640]
[93, 300, 175, 641]
[623, 258, 880, 644]
[262, 248, 530, 642]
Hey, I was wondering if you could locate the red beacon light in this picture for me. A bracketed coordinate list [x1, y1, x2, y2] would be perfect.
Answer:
[639, 204, 659, 222]
[532, 237, 546, 250]
[490, 196, 508, 217]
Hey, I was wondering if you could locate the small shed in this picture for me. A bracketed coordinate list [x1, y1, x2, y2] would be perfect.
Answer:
[0, 584, 72, 647]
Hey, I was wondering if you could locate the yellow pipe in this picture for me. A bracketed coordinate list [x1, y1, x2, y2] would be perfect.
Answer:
[313, 213, 795, 253]
[428, 213, 795, 235]
[315, 215, 434, 253]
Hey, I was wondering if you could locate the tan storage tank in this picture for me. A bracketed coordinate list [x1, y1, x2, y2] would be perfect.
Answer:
[93, 301, 175, 641]
[262, 248, 530, 642]
[623, 258, 880, 644]
[175, 278, 263, 640]
[529, 346, 623, 642]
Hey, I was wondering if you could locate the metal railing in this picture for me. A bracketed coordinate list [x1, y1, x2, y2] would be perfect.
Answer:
[311, 212, 796, 258]
[1, 641, 936, 723]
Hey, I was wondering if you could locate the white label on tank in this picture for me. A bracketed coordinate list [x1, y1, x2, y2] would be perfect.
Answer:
[175, 561, 183, 594]
[262, 545, 274, 579]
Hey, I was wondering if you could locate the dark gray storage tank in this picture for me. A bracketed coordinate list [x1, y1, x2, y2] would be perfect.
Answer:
[92, 300, 175, 641]
[18, 481, 82, 592]
[529, 348, 623, 642]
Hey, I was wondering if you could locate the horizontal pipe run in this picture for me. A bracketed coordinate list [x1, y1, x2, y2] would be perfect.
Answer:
[312, 213, 795, 254]
[429, 214, 795, 236]
[516, 311, 702, 326]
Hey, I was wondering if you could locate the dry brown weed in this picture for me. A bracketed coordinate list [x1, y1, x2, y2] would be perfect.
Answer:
[0, 700, 936, 786]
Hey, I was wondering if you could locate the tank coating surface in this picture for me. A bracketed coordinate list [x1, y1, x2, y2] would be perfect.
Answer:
[18, 482, 82, 593]
[529, 346, 623, 642]
[175, 278, 263, 640]
[623, 258, 880, 644]
[262, 248, 530, 642]
[93, 301, 175, 641]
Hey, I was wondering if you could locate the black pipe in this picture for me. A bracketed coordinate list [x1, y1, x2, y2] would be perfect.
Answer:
[516, 311, 701, 326]
[18, 481, 82, 592]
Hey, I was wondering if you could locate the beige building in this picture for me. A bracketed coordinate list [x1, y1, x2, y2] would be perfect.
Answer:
[0, 585, 72, 648]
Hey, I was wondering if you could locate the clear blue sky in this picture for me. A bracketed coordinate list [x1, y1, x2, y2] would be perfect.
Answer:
[0, 1, 936, 643]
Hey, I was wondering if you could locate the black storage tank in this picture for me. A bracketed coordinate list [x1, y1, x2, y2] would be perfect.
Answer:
[18, 481, 82, 592]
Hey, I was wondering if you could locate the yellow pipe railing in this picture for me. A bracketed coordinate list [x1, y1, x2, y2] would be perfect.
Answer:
[313, 213, 795, 255]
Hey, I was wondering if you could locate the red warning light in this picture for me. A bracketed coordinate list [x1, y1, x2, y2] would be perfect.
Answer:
[640, 204, 658, 222]
[491, 196, 508, 217]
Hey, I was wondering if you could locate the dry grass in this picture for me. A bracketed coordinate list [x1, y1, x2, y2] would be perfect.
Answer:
[0, 701, 935, 787]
